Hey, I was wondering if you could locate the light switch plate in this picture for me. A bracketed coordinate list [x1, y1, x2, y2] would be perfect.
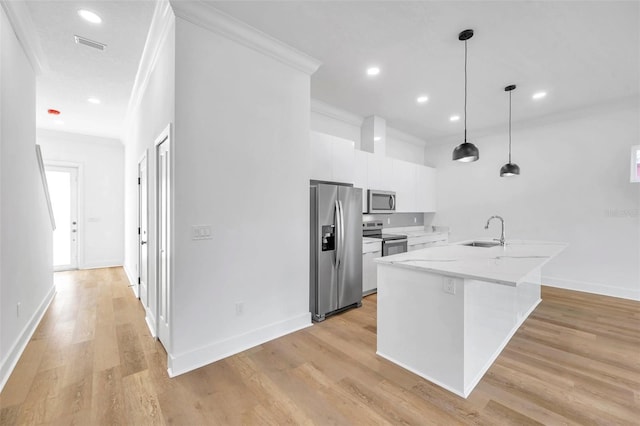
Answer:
[192, 225, 213, 240]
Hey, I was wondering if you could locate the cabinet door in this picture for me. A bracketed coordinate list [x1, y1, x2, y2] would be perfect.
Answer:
[367, 154, 394, 191]
[354, 150, 368, 213]
[310, 131, 355, 184]
[415, 165, 437, 212]
[362, 251, 381, 294]
[310, 132, 333, 181]
[332, 137, 355, 184]
[392, 159, 417, 212]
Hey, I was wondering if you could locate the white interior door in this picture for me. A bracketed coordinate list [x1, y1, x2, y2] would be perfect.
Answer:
[45, 166, 78, 271]
[138, 154, 149, 308]
[156, 134, 171, 348]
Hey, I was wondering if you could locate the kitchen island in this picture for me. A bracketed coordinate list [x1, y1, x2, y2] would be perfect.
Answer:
[374, 240, 567, 398]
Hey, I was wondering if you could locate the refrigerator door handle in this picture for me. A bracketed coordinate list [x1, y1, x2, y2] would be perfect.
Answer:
[338, 200, 345, 266]
[335, 199, 341, 269]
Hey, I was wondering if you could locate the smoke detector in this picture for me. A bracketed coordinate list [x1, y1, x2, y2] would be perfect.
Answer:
[74, 35, 106, 51]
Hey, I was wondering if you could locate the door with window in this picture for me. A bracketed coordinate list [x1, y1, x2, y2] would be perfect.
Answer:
[45, 166, 79, 271]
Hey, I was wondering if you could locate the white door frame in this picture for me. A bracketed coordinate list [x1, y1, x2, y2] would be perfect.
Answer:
[138, 151, 149, 306]
[155, 124, 172, 351]
[45, 162, 83, 271]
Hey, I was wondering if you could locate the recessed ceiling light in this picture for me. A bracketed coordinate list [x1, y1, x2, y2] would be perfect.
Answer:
[416, 95, 429, 104]
[449, 115, 460, 122]
[78, 9, 102, 24]
[87, 97, 101, 104]
[366, 67, 380, 76]
[532, 91, 547, 100]
[373, 136, 381, 141]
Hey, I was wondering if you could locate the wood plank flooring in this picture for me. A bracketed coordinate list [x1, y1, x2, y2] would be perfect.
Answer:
[1, 267, 639, 425]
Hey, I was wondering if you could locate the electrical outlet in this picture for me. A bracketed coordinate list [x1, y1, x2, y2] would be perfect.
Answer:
[443, 278, 456, 295]
[387, 217, 391, 225]
[16, 302, 21, 318]
[235, 302, 244, 316]
[414, 216, 417, 223]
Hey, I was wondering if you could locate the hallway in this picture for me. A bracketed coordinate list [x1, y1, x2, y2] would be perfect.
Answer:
[1, 268, 639, 425]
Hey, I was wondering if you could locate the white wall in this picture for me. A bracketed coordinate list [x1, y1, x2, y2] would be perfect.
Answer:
[169, 16, 312, 374]
[0, 6, 54, 390]
[387, 130, 425, 165]
[38, 129, 124, 269]
[425, 99, 640, 300]
[122, 15, 175, 335]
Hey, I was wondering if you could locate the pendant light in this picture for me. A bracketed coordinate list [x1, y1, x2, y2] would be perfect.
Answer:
[500, 85, 521, 177]
[452, 29, 479, 162]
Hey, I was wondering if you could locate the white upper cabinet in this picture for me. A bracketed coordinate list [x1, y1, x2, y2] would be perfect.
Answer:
[310, 131, 436, 213]
[310, 131, 355, 184]
[415, 165, 437, 212]
[392, 159, 417, 212]
[366, 154, 394, 191]
[354, 150, 368, 212]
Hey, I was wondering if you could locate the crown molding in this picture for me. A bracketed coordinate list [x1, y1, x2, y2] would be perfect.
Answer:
[123, 0, 174, 137]
[1, 0, 48, 75]
[310, 98, 363, 127]
[170, 0, 321, 76]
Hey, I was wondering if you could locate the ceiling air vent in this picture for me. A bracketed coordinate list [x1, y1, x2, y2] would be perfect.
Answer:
[74, 35, 106, 51]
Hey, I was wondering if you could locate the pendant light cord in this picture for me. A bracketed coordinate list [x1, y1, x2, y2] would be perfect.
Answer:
[508, 90, 512, 163]
[464, 40, 468, 143]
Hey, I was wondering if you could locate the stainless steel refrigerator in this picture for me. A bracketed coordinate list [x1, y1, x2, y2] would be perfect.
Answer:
[310, 182, 362, 321]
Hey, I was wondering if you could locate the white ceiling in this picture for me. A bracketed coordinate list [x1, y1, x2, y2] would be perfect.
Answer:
[212, 0, 640, 143]
[25, 1, 639, 143]
[28, 0, 154, 140]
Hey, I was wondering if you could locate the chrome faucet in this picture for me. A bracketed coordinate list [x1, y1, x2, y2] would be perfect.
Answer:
[485, 215, 506, 246]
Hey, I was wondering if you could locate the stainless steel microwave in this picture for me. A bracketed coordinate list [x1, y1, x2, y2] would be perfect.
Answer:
[367, 189, 396, 214]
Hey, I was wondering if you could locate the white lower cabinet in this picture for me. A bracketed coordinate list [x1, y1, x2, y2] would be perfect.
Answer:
[362, 240, 382, 295]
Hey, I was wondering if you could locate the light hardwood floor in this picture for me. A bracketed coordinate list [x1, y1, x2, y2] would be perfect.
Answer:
[1, 267, 639, 425]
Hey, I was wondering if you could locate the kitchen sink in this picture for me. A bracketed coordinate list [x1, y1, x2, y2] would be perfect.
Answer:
[461, 241, 501, 248]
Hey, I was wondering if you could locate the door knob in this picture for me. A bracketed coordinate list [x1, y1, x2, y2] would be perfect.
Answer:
[141, 241, 147, 245]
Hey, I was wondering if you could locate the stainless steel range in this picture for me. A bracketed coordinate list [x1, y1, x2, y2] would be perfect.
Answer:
[362, 221, 407, 256]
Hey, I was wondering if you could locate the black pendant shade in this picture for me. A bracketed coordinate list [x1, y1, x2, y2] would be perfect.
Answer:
[500, 84, 520, 177]
[452, 142, 479, 162]
[452, 29, 479, 162]
[500, 162, 520, 176]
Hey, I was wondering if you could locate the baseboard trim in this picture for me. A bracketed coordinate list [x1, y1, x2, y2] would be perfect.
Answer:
[123, 264, 139, 298]
[543, 275, 640, 301]
[0, 284, 56, 392]
[145, 308, 157, 338]
[81, 260, 124, 270]
[167, 312, 312, 377]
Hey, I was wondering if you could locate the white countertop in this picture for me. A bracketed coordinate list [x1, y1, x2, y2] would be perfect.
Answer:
[374, 239, 568, 286]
